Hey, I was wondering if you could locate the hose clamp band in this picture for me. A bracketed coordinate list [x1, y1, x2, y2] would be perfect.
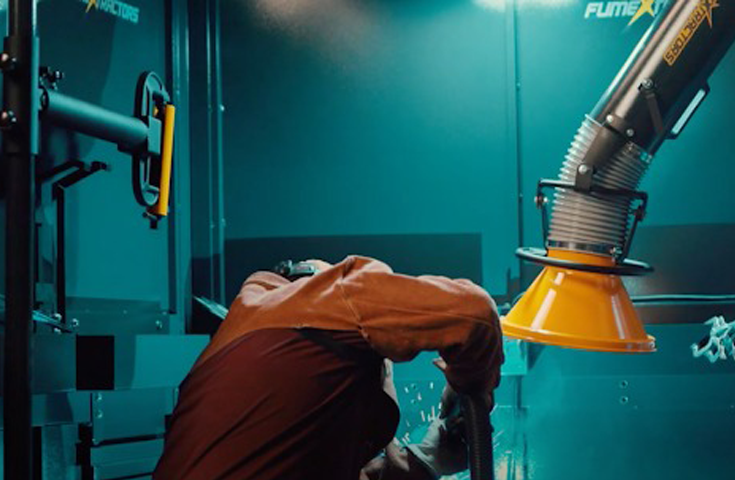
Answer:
[516, 247, 653, 276]
[546, 240, 617, 257]
[536, 179, 648, 261]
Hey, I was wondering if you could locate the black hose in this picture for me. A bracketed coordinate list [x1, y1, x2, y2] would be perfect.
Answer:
[459, 394, 494, 480]
[632, 294, 735, 304]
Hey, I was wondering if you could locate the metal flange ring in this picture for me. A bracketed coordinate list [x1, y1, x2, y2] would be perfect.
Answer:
[516, 247, 653, 276]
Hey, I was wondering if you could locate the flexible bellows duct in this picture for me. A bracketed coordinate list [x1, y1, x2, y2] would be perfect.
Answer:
[503, 0, 735, 353]
[548, 117, 652, 257]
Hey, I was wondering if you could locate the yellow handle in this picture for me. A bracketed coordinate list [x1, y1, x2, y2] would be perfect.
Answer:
[149, 104, 176, 217]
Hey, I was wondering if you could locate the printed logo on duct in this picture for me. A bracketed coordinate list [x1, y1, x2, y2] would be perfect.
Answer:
[83, 0, 140, 25]
[664, 0, 719, 66]
[583, 0, 665, 23]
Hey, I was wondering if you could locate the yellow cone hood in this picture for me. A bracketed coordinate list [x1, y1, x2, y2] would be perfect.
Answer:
[502, 250, 655, 353]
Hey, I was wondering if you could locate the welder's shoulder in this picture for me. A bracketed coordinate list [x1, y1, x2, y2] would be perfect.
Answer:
[239, 271, 290, 291]
[341, 255, 497, 325]
[339, 255, 394, 275]
[417, 275, 498, 324]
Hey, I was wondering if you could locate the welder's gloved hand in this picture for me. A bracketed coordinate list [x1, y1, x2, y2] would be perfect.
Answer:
[432, 358, 495, 413]
[406, 386, 468, 479]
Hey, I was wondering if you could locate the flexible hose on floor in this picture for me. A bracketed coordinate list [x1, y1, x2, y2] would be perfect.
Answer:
[459, 394, 494, 480]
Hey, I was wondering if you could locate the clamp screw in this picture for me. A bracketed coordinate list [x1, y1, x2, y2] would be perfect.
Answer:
[0, 110, 17, 130]
[641, 78, 654, 90]
[0, 52, 16, 72]
[71, 318, 80, 328]
[578, 164, 590, 175]
[626, 128, 635, 138]
[155, 320, 164, 331]
[635, 205, 646, 221]
[606, 114, 615, 124]
[40, 67, 65, 89]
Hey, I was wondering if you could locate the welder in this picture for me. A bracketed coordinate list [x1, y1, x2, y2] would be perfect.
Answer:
[154, 255, 503, 479]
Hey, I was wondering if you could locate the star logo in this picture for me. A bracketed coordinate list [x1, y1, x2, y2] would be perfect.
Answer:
[663, 0, 720, 66]
[86, 0, 97, 13]
[628, 0, 656, 26]
[702, 0, 720, 28]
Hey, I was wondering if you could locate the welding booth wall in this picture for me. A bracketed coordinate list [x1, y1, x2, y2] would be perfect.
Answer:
[220, 1, 735, 479]
[0, 0, 734, 478]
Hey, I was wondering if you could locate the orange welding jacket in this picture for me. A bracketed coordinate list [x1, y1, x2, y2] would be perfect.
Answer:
[196, 255, 503, 394]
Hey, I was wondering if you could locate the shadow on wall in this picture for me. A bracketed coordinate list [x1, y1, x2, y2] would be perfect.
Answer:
[223, 233, 483, 302]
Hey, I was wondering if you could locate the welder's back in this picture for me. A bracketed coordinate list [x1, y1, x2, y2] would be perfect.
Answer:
[153, 328, 396, 480]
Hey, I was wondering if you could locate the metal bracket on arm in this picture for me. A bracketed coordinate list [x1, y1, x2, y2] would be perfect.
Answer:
[38, 70, 174, 228]
[573, 164, 594, 191]
[640, 78, 665, 137]
[573, 113, 635, 193]
[38, 160, 110, 326]
[536, 178, 649, 259]
[529, 178, 652, 275]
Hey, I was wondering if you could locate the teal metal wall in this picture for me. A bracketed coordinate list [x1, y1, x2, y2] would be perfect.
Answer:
[0, 0, 732, 478]
[220, 1, 735, 479]
[220, 0, 519, 296]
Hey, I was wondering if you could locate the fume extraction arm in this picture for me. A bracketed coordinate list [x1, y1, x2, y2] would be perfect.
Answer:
[503, 0, 735, 353]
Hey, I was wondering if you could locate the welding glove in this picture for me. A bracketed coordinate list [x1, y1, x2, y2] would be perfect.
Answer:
[406, 386, 468, 479]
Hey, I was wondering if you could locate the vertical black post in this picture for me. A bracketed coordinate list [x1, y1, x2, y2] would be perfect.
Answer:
[3, 0, 40, 478]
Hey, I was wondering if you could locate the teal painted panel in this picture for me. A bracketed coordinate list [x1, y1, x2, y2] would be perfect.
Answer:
[520, 324, 735, 480]
[394, 324, 735, 480]
[37, 0, 170, 305]
[113, 334, 208, 389]
[220, 0, 518, 293]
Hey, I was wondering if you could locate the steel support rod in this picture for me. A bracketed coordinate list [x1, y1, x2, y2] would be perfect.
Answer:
[3, 0, 40, 478]
[41, 88, 149, 151]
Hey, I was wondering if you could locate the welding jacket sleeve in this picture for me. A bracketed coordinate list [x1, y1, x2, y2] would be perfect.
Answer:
[201, 255, 503, 394]
[339, 256, 504, 396]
